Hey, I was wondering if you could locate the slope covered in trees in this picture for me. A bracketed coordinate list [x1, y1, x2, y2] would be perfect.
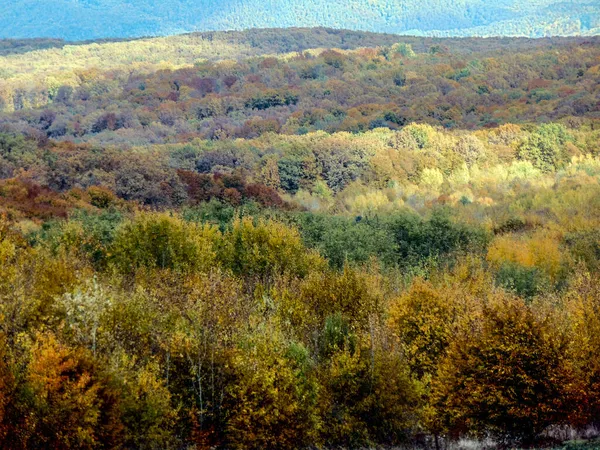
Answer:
[0, 32, 598, 145]
[2, 122, 600, 447]
[1, 0, 599, 40]
[1, 29, 600, 448]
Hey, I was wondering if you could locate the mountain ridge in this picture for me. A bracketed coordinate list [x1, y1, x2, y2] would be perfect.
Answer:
[0, 0, 598, 40]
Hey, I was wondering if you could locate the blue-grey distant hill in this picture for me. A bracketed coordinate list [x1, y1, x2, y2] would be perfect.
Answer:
[1, 0, 598, 40]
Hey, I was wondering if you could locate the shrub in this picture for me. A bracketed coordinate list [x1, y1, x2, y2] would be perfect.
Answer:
[495, 262, 545, 299]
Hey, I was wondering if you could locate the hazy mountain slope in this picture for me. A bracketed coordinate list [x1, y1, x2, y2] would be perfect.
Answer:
[1, 28, 591, 112]
[0, 0, 598, 40]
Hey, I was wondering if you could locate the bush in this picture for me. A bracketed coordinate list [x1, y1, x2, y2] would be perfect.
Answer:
[386, 209, 488, 268]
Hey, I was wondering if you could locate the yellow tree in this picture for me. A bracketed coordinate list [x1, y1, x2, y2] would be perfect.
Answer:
[388, 278, 456, 380]
[430, 296, 573, 445]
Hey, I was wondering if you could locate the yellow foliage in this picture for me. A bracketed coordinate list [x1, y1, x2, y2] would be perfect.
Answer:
[0, 34, 259, 111]
[487, 233, 564, 281]
[347, 190, 391, 217]
[429, 295, 574, 440]
[300, 265, 384, 332]
[23, 333, 112, 449]
[565, 272, 600, 424]
[420, 167, 444, 191]
[388, 279, 455, 379]
[224, 334, 321, 450]
[220, 217, 326, 280]
[110, 212, 218, 274]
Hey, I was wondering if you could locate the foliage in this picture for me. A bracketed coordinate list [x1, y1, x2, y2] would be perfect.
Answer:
[518, 124, 572, 172]
[430, 296, 573, 445]
[1, 34, 599, 144]
[389, 279, 456, 379]
[219, 217, 326, 282]
[110, 212, 218, 274]
[0, 26, 599, 450]
[1, 2, 598, 40]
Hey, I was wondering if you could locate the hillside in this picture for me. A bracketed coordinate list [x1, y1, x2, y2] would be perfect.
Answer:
[2, 26, 600, 450]
[1, 0, 599, 40]
[0, 30, 597, 146]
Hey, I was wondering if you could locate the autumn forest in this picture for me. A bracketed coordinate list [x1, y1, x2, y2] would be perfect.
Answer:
[0, 27, 600, 449]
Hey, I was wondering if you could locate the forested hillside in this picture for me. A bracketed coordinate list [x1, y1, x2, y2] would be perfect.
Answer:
[1, 29, 600, 449]
[1, 0, 599, 40]
[0, 32, 598, 145]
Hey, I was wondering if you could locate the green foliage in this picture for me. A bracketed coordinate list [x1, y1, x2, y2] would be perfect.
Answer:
[517, 124, 572, 172]
[1, 2, 597, 40]
[495, 261, 547, 300]
[182, 199, 237, 230]
[283, 209, 488, 271]
[277, 148, 317, 194]
[110, 212, 217, 274]
[36, 209, 124, 268]
[386, 209, 489, 268]
[0, 133, 40, 177]
[293, 214, 396, 269]
[566, 230, 600, 273]
[405, 124, 431, 149]
[319, 313, 356, 358]
[245, 90, 299, 111]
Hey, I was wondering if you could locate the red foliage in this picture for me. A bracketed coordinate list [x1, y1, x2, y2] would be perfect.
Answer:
[244, 183, 284, 207]
[0, 178, 74, 219]
[177, 170, 221, 203]
[177, 170, 285, 207]
[527, 79, 553, 90]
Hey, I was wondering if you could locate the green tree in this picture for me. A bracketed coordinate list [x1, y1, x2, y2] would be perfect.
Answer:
[517, 123, 572, 172]
[109, 212, 218, 275]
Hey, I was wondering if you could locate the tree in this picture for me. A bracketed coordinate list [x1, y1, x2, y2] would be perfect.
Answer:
[389, 279, 455, 380]
[318, 343, 418, 448]
[392, 43, 416, 58]
[517, 123, 571, 172]
[7, 333, 122, 449]
[0, 335, 14, 441]
[430, 296, 573, 445]
[223, 336, 321, 450]
[566, 272, 600, 428]
[219, 217, 325, 282]
[109, 212, 218, 275]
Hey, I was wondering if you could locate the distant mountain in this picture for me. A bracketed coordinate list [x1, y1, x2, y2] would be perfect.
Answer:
[0, 0, 598, 40]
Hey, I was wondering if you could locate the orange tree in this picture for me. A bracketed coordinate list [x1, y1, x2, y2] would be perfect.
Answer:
[429, 295, 574, 446]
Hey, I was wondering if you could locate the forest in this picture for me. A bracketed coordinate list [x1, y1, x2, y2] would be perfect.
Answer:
[1, 0, 599, 40]
[0, 28, 600, 449]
